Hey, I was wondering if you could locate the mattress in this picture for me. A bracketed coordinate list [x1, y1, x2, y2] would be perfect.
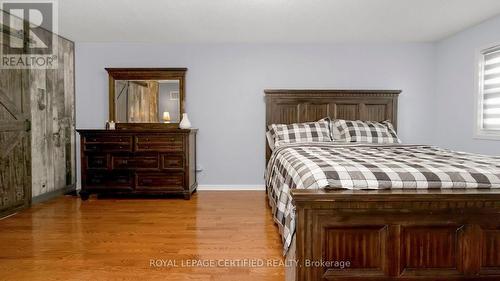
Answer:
[265, 142, 500, 254]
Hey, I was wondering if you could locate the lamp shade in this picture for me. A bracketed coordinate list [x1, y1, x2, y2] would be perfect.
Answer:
[162, 111, 171, 122]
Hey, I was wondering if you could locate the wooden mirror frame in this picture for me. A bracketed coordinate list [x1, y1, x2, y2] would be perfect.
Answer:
[105, 68, 187, 129]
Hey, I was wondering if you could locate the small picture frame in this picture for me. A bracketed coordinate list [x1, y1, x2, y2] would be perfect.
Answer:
[170, 91, 179, 100]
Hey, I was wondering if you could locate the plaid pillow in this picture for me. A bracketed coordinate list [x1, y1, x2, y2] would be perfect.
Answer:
[331, 119, 401, 143]
[269, 119, 332, 147]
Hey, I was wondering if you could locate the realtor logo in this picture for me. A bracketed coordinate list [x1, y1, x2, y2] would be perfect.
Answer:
[0, 0, 58, 69]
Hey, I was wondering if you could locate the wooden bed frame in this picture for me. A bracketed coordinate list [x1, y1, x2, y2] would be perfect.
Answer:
[265, 89, 500, 281]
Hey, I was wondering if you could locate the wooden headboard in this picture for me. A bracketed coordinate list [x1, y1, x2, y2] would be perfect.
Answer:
[265, 89, 401, 162]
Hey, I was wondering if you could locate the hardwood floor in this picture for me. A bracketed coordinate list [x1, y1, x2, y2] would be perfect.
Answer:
[0, 191, 285, 281]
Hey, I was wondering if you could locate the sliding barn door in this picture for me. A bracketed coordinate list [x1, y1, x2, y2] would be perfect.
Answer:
[0, 68, 31, 217]
[30, 37, 76, 198]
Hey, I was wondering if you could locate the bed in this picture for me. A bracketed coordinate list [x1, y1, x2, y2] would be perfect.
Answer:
[265, 89, 500, 281]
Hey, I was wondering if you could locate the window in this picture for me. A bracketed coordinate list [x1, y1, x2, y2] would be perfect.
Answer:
[476, 45, 500, 139]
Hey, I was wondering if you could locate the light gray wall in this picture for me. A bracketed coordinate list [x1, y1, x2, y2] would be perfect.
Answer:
[75, 43, 436, 186]
[435, 15, 500, 155]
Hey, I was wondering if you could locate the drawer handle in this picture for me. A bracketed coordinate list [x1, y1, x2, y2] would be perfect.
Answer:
[142, 179, 153, 184]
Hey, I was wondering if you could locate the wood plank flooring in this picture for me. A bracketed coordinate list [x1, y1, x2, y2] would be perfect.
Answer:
[0, 191, 285, 281]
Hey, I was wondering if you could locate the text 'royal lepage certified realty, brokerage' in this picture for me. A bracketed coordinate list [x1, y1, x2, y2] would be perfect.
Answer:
[149, 258, 351, 269]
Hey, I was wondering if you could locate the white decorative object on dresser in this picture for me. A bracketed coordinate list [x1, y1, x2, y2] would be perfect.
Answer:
[179, 113, 192, 129]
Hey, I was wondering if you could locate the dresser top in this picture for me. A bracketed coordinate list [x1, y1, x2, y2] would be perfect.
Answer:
[77, 128, 197, 134]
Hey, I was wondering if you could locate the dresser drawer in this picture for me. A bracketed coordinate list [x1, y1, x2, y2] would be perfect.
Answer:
[83, 135, 133, 152]
[85, 171, 132, 190]
[84, 135, 132, 144]
[84, 143, 132, 152]
[135, 135, 184, 152]
[86, 154, 107, 169]
[161, 154, 185, 170]
[112, 155, 159, 170]
[135, 173, 184, 191]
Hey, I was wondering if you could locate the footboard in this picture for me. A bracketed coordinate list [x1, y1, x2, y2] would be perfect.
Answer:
[291, 189, 500, 281]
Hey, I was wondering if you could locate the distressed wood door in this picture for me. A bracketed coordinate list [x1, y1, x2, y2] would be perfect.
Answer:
[29, 37, 75, 198]
[0, 68, 31, 217]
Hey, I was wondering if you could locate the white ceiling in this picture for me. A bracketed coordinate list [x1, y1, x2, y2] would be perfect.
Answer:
[59, 0, 500, 43]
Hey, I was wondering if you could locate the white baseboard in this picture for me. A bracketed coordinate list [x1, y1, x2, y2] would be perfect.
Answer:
[197, 185, 265, 191]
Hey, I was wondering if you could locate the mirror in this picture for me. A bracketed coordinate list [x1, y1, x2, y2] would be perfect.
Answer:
[115, 80, 180, 123]
[106, 68, 187, 129]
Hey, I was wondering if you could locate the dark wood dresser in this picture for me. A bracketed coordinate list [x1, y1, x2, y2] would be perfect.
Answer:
[77, 129, 197, 200]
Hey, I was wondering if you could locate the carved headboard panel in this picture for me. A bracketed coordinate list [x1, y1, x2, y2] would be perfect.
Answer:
[265, 89, 401, 162]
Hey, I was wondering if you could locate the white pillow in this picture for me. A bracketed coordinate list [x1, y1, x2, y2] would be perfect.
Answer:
[266, 130, 275, 151]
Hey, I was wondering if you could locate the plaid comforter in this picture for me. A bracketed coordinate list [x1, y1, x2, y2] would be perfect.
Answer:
[265, 143, 500, 254]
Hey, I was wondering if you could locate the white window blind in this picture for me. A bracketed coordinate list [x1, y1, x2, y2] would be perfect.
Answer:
[479, 46, 500, 133]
